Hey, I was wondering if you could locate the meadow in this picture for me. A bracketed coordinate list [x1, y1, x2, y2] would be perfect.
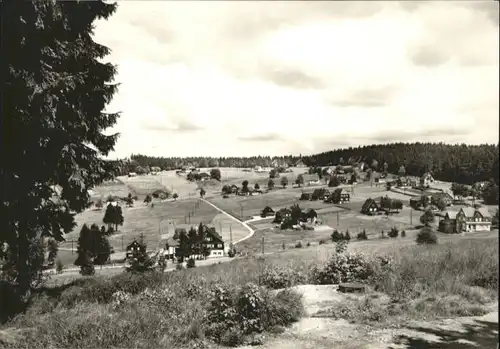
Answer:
[1, 235, 497, 349]
[207, 187, 340, 221]
[195, 167, 313, 197]
[60, 199, 222, 260]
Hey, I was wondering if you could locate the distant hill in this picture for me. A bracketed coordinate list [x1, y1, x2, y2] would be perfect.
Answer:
[305, 142, 499, 185]
[115, 142, 498, 185]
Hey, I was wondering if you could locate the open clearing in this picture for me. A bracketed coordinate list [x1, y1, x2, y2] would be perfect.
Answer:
[61, 199, 220, 256]
[194, 167, 313, 196]
[88, 179, 130, 201]
[207, 188, 341, 221]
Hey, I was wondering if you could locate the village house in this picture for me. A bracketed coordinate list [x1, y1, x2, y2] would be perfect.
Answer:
[420, 172, 435, 188]
[455, 207, 492, 233]
[201, 226, 225, 257]
[295, 159, 307, 168]
[128, 172, 137, 177]
[150, 166, 162, 174]
[230, 184, 239, 194]
[164, 237, 179, 260]
[311, 188, 329, 201]
[198, 172, 210, 181]
[337, 173, 351, 184]
[339, 190, 351, 203]
[430, 192, 454, 206]
[326, 188, 351, 204]
[126, 240, 146, 259]
[361, 198, 383, 215]
[165, 225, 225, 260]
[302, 174, 320, 186]
[260, 206, 275, 218]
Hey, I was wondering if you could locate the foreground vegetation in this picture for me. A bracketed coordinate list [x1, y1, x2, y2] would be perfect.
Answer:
[1, 237, 497, 348]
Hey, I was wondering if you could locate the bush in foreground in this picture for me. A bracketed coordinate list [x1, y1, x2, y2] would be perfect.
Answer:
[186, 258, 196, 268]
[311, 250, 376, 285]
[260, 265, 306, 289]
[205, 283, 303, 346]
[416, 227, 438, 244]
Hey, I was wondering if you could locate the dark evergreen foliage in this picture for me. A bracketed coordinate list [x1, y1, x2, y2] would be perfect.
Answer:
[2, 0, 120, 296]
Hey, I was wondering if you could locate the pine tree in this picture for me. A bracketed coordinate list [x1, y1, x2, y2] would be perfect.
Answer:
[2, 0, 119, 299]
[75, 224, 95, 275]
[126, 236, 154, 273]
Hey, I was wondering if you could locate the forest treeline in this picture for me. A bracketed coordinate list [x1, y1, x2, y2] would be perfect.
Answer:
[114, 142, 499, 185]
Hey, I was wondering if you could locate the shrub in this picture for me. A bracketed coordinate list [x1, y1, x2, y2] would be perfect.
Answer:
[306, 242, 311, 247]
[318, 239, 326, 245]
[344, 230, 351, 241]
[311, 251, 375, 285]
[205, 283, 303, 345]
[260, 265, 306, 289]
[175, 263, 184, 271]
[186, 258, 196, 268]
[295, 242, 303, 249]
[357, 230, 368, 240]
[55, 258, 64, 274]
[331, 229, 342, 242]
[388, 227, 399, 238]
[416, 227, 438, 244]
[335, 240, 349, 254]
[401, 230, 406, 238]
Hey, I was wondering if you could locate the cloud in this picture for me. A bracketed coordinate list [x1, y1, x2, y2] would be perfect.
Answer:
[238, 133, 283, 142]
[328, 86, 396, 108]
[410, 45, 449, 67]
[258, 63, 323, 89]
[93, 1, 499, 158]
[142, 119, 204, 133]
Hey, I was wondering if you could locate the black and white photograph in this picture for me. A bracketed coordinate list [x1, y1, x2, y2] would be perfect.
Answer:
[2, 1, 499, 348]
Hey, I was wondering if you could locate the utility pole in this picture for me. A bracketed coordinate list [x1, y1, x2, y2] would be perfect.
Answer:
[230, 224, 233, 247]
[121, 236, 124, 252]
[71, 240, 74, 254]
[261, 236, 264, 255]
[410, 208, 413, 225]
[337, 211, 340, 226]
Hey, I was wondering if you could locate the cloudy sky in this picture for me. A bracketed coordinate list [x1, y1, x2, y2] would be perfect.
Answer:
[94, 1, 499, 158]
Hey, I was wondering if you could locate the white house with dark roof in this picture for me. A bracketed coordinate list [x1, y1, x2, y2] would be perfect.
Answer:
[456, 207, 492, 233]
[420, 172, 435, 188]
[302, 174, 320, 186]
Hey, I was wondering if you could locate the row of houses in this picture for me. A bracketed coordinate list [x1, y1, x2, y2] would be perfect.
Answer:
[409, 192, 455, 210]
[300, 188, 351, 204]
[395, 172, 435, 189]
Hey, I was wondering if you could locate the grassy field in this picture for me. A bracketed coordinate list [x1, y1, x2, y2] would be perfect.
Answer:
[89, 179, 131, 202]
[60, 199, 220, 257]
[196, 167, 313, 197]
[207, 188, 341, 220]
[2, 233, 497, 349]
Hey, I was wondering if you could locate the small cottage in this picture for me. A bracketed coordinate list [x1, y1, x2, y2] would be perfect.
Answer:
[361, 198, 382, 215]
[302, 174, 320, 186]
[126, 240, 145, 259]
[420, 172, 435, 188]
[260, 206, 275, 218]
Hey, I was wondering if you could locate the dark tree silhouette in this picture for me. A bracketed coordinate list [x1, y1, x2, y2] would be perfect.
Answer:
[2, 0, 120, 299]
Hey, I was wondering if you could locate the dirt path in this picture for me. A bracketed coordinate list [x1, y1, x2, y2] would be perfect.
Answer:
[200, 198, 256, 244]
[237, 285, 499, 349]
